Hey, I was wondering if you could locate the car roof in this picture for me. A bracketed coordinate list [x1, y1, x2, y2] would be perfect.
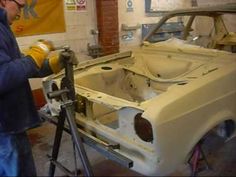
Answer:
[164, 3, 236, 16]
[143, 3, 236, 41]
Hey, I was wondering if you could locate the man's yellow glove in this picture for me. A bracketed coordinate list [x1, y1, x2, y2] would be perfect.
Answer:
[26, 40, 55, 68]
[48, 54, 64, 74]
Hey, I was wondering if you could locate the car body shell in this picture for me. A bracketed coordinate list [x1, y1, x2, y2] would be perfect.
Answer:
[42, 4, 236, 176]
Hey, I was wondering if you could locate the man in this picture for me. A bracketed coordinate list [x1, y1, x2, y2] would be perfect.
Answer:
[0, 0, 63, 176]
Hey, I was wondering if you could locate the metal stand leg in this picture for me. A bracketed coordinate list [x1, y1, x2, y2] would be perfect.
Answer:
[48, 113, 66, 177]
[189, 140, 211, 177]
[190, 144, 201, 177]
[46, 46, 94, 177]
[61, 100, 94, 177]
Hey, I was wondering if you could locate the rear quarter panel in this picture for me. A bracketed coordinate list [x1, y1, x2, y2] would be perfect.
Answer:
[142, 60, 236, 175]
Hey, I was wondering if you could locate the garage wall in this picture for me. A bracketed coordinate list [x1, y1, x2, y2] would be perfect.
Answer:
[20, 0, 192, 90]
[118, 0, 192, 51]
[16, 0, 97, 63]
[16, 0, 97, 90]
[17, 0, 235, 91]
[118, 0, 236, 51]
[196, 0, 236, 34]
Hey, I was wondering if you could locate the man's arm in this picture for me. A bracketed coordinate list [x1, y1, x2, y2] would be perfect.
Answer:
[0, 47, 39, 94]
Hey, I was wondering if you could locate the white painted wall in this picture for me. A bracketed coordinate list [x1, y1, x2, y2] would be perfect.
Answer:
[18, 0, 192, 89]
[118, 0, 192, 51]
[16, 0, 235, 89]
[16, 0, 97, 89]
[17, 0, 97, 59]
[118, 0, 236, 52]
[193, 0, 236, 38]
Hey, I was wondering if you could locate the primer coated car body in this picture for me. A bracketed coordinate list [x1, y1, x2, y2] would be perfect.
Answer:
[42, 4, 236, 176]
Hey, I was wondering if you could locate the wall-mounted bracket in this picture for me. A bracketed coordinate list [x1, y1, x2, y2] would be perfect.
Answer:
[121, 24, 141, 31]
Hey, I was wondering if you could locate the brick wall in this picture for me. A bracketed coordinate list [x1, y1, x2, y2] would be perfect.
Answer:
[96, 0, 119, 55]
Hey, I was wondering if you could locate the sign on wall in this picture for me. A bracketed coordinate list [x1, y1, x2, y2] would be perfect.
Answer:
[65, 0, 87, 12]
[76, 0, 87, 11]
[11, 0, 66, 37]
[126, 0, 134, 12]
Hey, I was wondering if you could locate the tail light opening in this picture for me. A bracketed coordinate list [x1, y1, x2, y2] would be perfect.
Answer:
[134, 113, 153, 142]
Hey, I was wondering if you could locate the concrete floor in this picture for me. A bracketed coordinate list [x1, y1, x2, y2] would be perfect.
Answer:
[28, 121, 236, 176]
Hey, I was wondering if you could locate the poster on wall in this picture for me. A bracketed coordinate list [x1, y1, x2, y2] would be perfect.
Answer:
[11, 0, 65, 37]
[65, 0, 87, 12]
